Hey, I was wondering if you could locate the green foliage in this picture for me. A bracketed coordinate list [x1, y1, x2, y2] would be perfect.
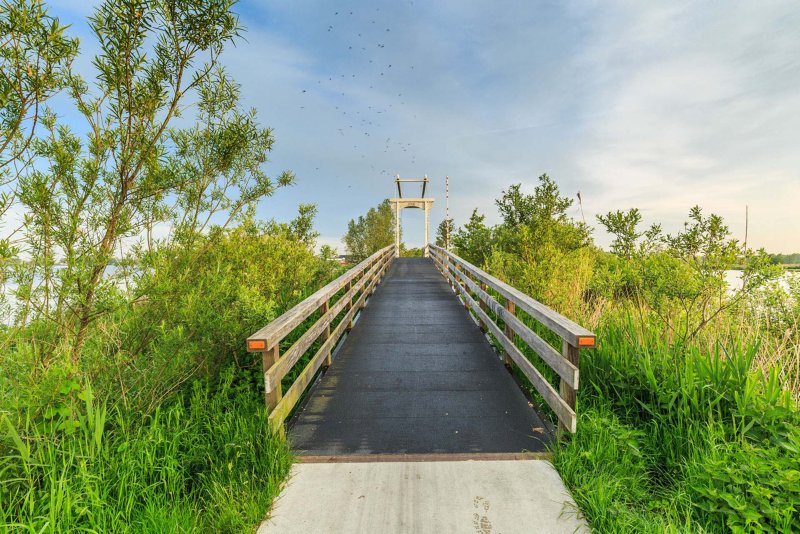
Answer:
[319, 244, 338, 262]
[116, 215, 335, 413]
[769, 253, 800, 266]
[343, 199, 395, 261]
[288, 203, 321, 246]
[456, 176, 594, 314]
[2, 209, 336, 413]
[168, 68, 295, 244]
[434, 216, 453, 248]
[0, 211, 337, 531]
[0, 0, 79, 320]
[0, 367, 292, 533]
[552, 405, 689, 533]
[0, 4, 340, 531]
[563, 314, 800, 533]
[687, 430, 800, 532]
[0, 0, 78, 177]
[5, 0, 291, 366]
[594, 206, 780, 345]
[454, 175, 799, 533]
[596, 208, 647, 258]
[402, 247, 424, 257]
[494, 176, 591, 256]
[452, 208, 494, 266]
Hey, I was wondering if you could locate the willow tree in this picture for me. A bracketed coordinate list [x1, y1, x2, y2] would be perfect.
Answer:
[0, 0, 77, 178]
[3, 0, 292, 364]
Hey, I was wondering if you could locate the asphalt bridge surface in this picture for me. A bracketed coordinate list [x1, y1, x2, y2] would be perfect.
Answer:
[288, 257, 552, 456]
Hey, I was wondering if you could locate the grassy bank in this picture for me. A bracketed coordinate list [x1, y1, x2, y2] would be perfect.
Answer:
[1, 369, 291, 533]
[552, 316, 799, 532]
[1, 218, 341, 532]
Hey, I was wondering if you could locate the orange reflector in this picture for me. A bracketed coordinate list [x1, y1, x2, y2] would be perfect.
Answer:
[248, 339, 266, 351]
[578, 336, 596, 348]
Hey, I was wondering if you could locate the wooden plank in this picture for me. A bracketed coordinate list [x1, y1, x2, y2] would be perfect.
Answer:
[504, 300, 515, 367]
[268, 342, 328, 430]
[319, 300, 331, 367]
[248, 246, 393, 350]
[437, 254, 578, 389]
[268, 293, 359, 428]
[265, 254, 388, 391]
[432, 255, 576, 433]
[262, 346, 282, 410]
[268, 253, 389, 388]
[559, 341, 580, 435]
[267, 254, 390, 429]
[478, 282, 488, 333]
[345, 279, 354, 331]
[429, 245, 595, 346]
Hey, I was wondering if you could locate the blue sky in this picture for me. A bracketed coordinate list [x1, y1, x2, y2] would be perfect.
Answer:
[51, 1, 800, 252]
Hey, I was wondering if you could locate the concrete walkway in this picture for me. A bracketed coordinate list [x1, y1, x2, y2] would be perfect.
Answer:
[258, 460, 588, 534]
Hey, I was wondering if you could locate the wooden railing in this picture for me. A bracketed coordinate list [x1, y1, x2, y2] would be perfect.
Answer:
[429, 244, 596, 434]
[246, 245, 395, 433]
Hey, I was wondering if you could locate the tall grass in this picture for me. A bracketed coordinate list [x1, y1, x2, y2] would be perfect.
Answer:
[0, 368, 291, 533]
[553, 312, 800, 532]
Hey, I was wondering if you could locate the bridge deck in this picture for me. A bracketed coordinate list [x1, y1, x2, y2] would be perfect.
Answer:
[288, 257, 553, 456]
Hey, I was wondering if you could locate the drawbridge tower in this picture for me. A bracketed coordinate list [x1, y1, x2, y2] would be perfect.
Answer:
[391, 175, 434, 258]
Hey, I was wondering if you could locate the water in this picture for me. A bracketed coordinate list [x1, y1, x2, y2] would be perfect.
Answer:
[725, 270, 797, 293]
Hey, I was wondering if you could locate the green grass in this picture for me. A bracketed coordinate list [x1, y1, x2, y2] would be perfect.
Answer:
[0, 368, 292, 533]
[552, 314, 800, 533]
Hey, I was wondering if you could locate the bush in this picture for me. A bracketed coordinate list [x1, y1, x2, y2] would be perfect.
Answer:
[107, 219, 338, 413]
[0, 214, 340, 532]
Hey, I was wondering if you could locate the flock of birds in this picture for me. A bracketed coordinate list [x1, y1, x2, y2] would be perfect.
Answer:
[297, 8, 420, 175]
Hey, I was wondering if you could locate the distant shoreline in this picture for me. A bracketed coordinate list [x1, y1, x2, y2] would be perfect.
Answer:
[730, 265, 800, 271]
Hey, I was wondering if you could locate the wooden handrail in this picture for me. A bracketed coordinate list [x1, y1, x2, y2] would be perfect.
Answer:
[247, 245, 394, 351]
[247, 245, 395, 433]
[429, 245, 596, 434]
[429, 245, 595, 347]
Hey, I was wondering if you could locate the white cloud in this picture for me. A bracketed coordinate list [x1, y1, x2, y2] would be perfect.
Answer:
[566, 1, 800, 251]
[18, 1, 800, 253]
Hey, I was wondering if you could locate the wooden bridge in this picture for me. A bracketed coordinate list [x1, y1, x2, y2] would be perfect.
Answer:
[248, 244, 595, 532]
[246, 244, 596, 460]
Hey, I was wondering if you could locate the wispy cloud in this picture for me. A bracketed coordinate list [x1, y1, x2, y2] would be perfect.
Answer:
[32, 1, 800, 252]
[567, 1, 800, 250]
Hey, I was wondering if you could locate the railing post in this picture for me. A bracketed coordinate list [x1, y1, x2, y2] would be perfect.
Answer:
[444, 253, 454, 290]
[374, 253, 385, 291]
[381, 251, 390, 282]
[504, 300, 516, 367]
[478, 282, 488, 333]
[455, 264, 468, 310]
[345, 279, 354, 331]
[319, 299, 331, 367]
[360, 266, 369, 310]
[559, 340, 580, 435]
[262, 345, 284, 435]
